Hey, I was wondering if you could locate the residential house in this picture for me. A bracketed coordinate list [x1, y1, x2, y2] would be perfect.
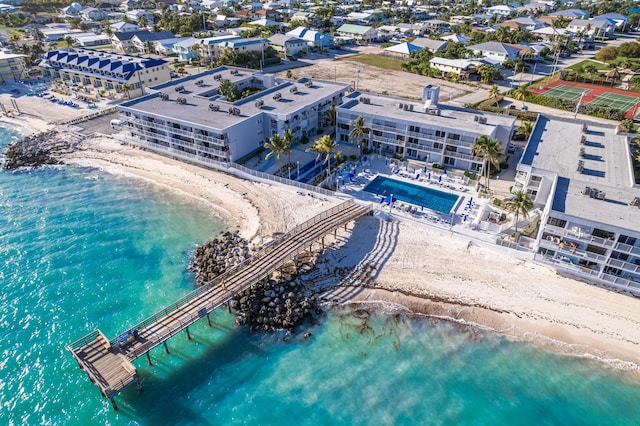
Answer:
[567, 18, 615, 40]
[594, 13, 629, 31]
[429, 57, 481, 80]
[501, 16, 547, 32]
[131, 31, 175, 54]
[110, 21, 140, 33]
[268, 34, 307, 58]
[336, 24, 378, 43]
[79, 7, 108, 21]
[382, 42, 422, 59]
[216, 37, 269, 58]
[441, 34, 470, 43]
[485, 5, 516, 19]
[411, 38, 448, 53]
[40, 48, 170, 98]
[469, 42, 522, 64]
[72, 33, 112, 47]
[550, 9, 590, 19]
[61, 2, 86, 17]
[422, 19, 449, 34]
[286, 26, 332, 49]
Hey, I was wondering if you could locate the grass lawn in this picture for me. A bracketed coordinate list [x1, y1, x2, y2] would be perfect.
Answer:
[338, 53, 404, 71]
[568, 60, 609, 72]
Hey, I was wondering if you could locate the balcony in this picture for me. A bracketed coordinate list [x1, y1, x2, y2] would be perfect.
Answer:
[544, 224, 615, 248]
[615, 242, 640, 256]
[405, 141, 440, 154]
[607, 258, 640, 274]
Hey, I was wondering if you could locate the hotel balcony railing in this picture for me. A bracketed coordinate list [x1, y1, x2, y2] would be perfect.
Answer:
[129, 118, 226, 145]
[535, 253, 602, 277]
[544, 224, 615, 248]
[444, 149, 476, 162]
[170, 138, 227, 158]
[606, 258, 640, 274]
[538, 239, 608, 263]
[601, 273, 640, 293]
[614, 242, 640, 256]
[405, 141, 441, 154]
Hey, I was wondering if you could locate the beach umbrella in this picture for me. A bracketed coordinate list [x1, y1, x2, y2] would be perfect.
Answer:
[438, 175, 442, 183]
[427, 172, 431, 180]
[384, 195, 397, 205]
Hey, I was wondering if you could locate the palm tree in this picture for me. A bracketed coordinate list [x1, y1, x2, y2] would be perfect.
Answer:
[64, 36, 75, 48]
[122, 83, 131, 99]
[489, 84, 500, 107]
[283, 129, 295, 164]
[264, 133, 291, 172]
[504, 190, 534, 234]
[471, 135, 502, 193]
[144, 40, 155, 57]
[349, 115, 369, 153]
[513, 84, 531, 108]
[325, 106, 336, 128]
[306, 135, 337, 179]
[520, 120, 534, 139]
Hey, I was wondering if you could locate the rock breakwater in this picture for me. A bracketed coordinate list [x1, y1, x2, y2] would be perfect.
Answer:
[2, 131, 76, 169]
[189, 231, 251, 285]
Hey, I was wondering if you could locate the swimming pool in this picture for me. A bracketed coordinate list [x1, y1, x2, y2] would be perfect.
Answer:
[364, 176, 459, 214]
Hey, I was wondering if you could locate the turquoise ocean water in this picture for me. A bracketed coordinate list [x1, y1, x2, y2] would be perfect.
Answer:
[1, 126, 640, 425]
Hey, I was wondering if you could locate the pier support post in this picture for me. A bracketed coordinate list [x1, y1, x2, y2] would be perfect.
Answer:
[146, 351, 153, 366]
[293, 255, 298, 273]
[109, 397, 118, 411]
[321, 237, 325, 249]
[186, 326, 192, 340]
[207, 313, 212, 327]
[309, 244, 312, 255]
[164, 341, 170, 354]
[334, 229, 337, 239]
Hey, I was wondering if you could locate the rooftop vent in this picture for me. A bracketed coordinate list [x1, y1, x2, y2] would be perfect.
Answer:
[255, 99, 264, 108]
[290, 86, 298, 94]
[305, 81, 313, 88]
[175, 97, 187, 105]
[273, 92, 282, 100]
[209, 103, 219, 111]
[175, 85, 185, 92]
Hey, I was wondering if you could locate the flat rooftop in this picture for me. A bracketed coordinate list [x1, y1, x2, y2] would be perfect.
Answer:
[338, 91, 516, 135]
[524, 116, 640, 229]
[119, 67, 349, 130]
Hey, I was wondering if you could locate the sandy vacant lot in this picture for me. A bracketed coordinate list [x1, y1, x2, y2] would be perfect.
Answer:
[281, 58, 476, 102]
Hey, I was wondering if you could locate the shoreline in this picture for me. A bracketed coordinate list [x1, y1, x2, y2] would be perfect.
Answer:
[2, 120, 639, 369]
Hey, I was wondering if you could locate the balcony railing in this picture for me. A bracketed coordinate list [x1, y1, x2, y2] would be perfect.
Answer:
[544, 224, 615, 248]
[614, 242, 640, 256]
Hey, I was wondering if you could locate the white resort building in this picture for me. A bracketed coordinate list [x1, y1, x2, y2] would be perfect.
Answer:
[514, 116, 640, 294]
[40, 48, 170, 98]
[336, 86, 516, 173]
[116, 67, 348, 164]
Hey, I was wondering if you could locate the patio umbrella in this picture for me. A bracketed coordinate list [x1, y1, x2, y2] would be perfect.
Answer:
[384, 195, 397, 205]
[427, 172, 431, 180]
[343, 172, 355, 181]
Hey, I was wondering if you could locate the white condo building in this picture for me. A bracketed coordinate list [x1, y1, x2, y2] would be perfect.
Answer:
[116, 67, 348, 164]
[336, 86, 516, 173]
[515, 116, 640, 294]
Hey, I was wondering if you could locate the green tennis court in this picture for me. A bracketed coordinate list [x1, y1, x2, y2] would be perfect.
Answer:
[589, 92, 640, 111]
[541, 84, 589, 101]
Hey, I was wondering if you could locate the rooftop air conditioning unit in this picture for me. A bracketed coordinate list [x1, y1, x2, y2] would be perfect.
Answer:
[209, 103, 219, 111]
[214, 74, 222, 81]
[398, 103, 404, 109]
[273, 92, 282, 100]
[290, 87, 298, 93]
[478, 116, 486, 124]
[409, 104, 413, 111]
[159, 93, 169, 101]
[403, 104, 409, 111]
[305, 81, 313, 87]
[474, 115, 479, 122]
[176, 97, 186, 104]
[255, 100, 264, 108]
[233, 107, 240, 115]
[175, 85, 184, 92]
[228, 107, 234, 114]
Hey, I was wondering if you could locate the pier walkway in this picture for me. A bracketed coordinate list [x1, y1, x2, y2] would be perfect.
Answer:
[67, 199, 372, 408]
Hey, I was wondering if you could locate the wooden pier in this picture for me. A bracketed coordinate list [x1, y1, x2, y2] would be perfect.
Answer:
[67, 199, 372, 409]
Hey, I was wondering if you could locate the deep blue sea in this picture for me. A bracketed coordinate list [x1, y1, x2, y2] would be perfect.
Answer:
[2, 126, 640, 426]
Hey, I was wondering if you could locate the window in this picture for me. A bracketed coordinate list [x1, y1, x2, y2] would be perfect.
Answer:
[435, 130, 445, 138]
[592, 228, 615, 240]
[449, 133, 460, 140]
[373, 130, 382, 136]
[547, 217, 567, 228]
[409, 125, 420, 133]
[434, 142, 443, 149]
[444, 156, 455, 166]
[618, 235, 637, 246]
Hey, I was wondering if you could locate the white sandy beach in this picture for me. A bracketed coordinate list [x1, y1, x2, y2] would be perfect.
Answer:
[2, 96, 639, 369]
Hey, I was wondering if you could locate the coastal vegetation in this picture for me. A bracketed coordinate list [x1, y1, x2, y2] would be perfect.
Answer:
[471, 135, 502, 193]
[306, 135, 338, 179]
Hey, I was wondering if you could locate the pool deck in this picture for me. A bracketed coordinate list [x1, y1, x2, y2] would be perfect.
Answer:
[337, 156, 500, 244]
